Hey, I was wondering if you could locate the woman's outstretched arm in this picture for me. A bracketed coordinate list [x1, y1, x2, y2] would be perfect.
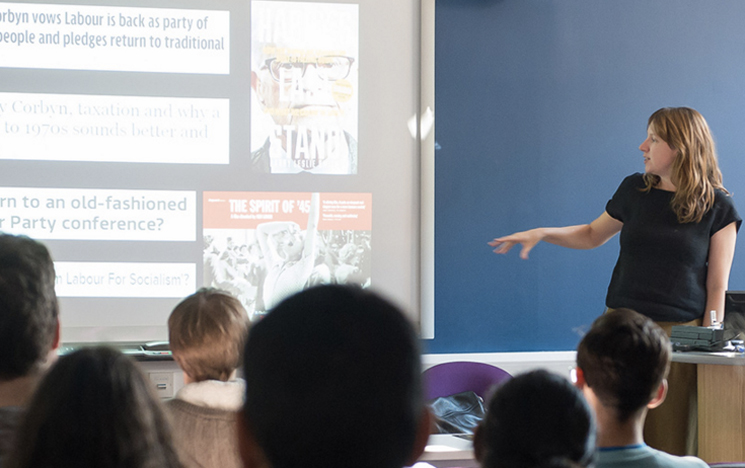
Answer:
[489, 212, 623, 259]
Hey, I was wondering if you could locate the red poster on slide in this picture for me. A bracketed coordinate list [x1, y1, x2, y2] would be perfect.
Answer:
[203, 191, 371, 320]
[203, 191, 371, 230]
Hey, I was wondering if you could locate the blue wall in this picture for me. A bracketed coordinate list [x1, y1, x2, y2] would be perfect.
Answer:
[428, 0, 745, 353]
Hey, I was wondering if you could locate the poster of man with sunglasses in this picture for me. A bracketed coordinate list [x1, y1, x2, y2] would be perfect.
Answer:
[250, 1, 358, 174]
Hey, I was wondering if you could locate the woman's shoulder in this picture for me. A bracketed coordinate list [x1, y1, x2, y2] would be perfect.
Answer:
[713, 186, 739, 213]
[615, 172, 645, 191]
[714, 186, 736, 201]
[710, 186, 741, 229]
[713, 186, 738, 211]
[624, 172, 645, 183]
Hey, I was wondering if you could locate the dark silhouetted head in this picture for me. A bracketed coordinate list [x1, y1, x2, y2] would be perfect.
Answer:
[475, 369, 596, 468]
[240, 285, 426, 468]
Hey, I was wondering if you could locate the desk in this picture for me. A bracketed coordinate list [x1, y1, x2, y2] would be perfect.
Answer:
[672, 351, 745, 463]
[419, 434, 477, 468]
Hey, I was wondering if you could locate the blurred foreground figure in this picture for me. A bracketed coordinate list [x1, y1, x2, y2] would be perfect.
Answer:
[0, 234, 60, 466]
[7, 347, 182, 468]
[237, 285, 431, 468]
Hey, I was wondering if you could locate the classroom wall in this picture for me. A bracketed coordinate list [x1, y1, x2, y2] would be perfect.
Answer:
[138, 352, 577, 398]
[427, 0, 745, 354]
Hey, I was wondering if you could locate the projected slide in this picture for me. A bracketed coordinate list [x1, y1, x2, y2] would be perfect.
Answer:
[0, 0, 418, 344]
[203, 191, 371, 319]
[250, 1, 359, 174]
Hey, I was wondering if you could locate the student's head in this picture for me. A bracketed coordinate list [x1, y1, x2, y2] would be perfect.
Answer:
[643, 106, 725, 223]
[168, 288, 249, 382]
[7, 346, 181, 468]
[576, 308, 670, 422]
[239, 285, 429, 468]
[474, 370, 596, 468]
[0, 234, 59, 381]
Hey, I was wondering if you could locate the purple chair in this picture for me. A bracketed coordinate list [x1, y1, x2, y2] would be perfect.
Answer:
[422, 361, 512, 401]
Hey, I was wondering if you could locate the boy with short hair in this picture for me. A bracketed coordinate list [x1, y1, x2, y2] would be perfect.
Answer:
[575, 309, 707, 468]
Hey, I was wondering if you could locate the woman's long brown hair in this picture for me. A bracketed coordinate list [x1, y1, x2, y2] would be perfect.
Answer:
[642, 107, 728, 223]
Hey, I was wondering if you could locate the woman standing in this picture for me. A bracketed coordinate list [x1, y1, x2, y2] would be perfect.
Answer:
[490, 107, 740, 455]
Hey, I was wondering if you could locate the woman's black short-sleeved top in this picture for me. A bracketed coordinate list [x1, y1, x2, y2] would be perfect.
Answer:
[605, 173, 741, 322]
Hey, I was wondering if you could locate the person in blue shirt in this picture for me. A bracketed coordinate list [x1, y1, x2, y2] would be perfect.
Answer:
[574, 308, 708, 468]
